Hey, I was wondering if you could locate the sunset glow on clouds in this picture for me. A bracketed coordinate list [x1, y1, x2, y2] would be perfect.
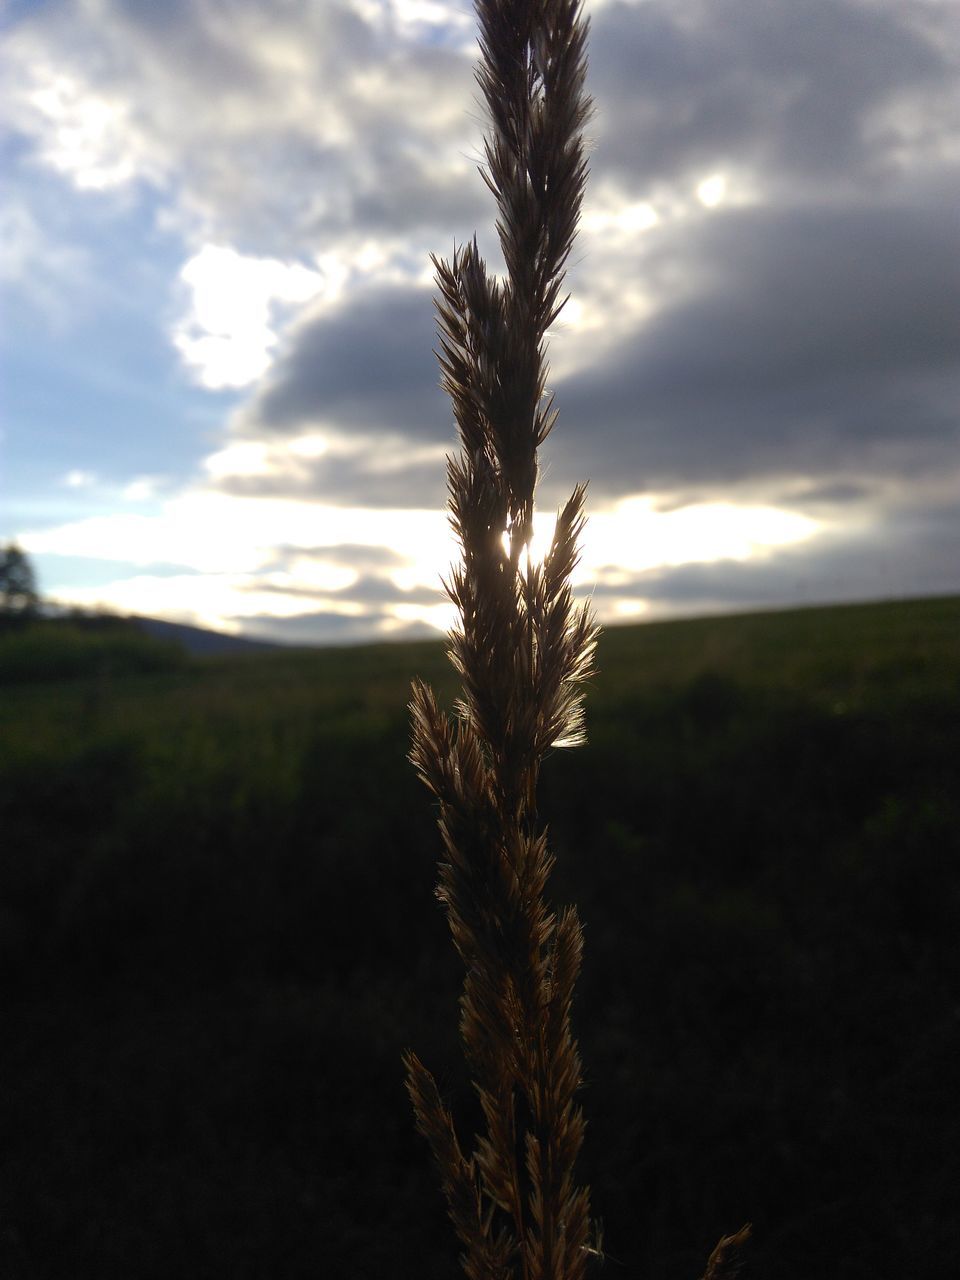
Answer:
[3, 0, 959, 643]
[21, 483, 820, 638]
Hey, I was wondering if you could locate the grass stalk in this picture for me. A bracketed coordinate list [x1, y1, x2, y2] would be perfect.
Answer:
[404, 3, 749, 1275]
[404, 4, 595, 1276]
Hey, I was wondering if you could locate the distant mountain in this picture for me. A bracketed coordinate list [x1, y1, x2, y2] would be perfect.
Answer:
[129, 615, 282, 656]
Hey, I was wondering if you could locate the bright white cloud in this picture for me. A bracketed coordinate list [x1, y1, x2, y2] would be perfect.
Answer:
[62, 469, 97, 489]
[582, 184, 660, 238]
[173, 244, 327, 389]
[25, 73, 138, 189]
[122, 476, 162, 502]
[47, 571, 368, 634]
[351, 0, 473, 48]
[29, 484, 452, 635]
[202, 428, 447, 500]
[203, 440, 292, 482]
[576, 497, 820, 583]
[22, 488, 448, 577]
[171, 238, 433, 390]
[24, 479, 823, 638]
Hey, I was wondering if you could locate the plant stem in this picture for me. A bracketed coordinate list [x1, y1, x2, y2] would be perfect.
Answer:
[404, 3, 596, 1277]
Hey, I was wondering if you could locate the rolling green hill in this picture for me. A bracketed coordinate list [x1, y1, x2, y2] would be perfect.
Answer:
[2, 596, 959, 1279]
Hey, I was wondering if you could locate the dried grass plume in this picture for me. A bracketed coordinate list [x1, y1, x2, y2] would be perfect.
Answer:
[404, 3, 751, 1277]
[404, 3, 596, 1276]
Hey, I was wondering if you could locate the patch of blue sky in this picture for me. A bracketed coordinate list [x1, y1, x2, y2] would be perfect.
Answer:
[413, 15, 473, 51]
[33, 553, 200, 594]
[1, 324, 238, 489]
[0, 0, 63, 32]
[0, 473, 154, 538]
[1, 171, 240, 511]
[363, 0, 473, 50]
[5, 155, 183, 327]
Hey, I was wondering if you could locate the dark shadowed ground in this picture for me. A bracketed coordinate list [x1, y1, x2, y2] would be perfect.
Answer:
[2, 597, 958, 1278]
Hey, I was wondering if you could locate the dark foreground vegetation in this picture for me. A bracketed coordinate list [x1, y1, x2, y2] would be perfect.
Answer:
[1, 596, 958, 1279]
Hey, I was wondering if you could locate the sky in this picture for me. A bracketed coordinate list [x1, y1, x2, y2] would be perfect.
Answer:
[2, 0, 958, 645]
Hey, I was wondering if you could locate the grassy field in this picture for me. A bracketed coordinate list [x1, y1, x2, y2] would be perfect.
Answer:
[2, 597, 959, 1278]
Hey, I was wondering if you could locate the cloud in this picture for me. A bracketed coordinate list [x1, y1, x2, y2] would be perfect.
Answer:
[590, 0, 958, 194]
[24, 480, 825, 636]
[223, 194, 960, 515]
[6, 0, 960, 638]
[3, 0, 479, 249]
[173, 244, 326, 389]
[122, 476, 164, 502]
[240, 571, 443, 608]
[21, 489, 452, 578]
[777, 481, 875, 509]
[174, 0, 957, 516]
[264, 542, 406, 571]
[588, 494, 960, 618]
[214, 452, 446, 509]
[238, 607, 439, 646]
[62, 469, 97, 489]
[553, 196, 960, 497]
[203, 427, 447, 508]
[242, 282, 444, 438]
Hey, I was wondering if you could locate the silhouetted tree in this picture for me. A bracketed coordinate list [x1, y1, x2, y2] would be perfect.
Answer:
[0, 543, 39, 617]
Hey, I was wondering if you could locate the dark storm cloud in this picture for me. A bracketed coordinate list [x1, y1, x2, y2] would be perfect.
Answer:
[228, 0, 959, 510]
[243, 194, 960, 506]
[552, 198, 960, 496]
[241, 609, 436, 646]
[776, 482, 874, 509]
[562, 0, 960, 502]
[242, 573, 442, 608]
[591, 0, 955, 189]
[241, 609, 392, 644]
[344, 574, 442, 607]
[346, 157, 488, 241]
[250, 283, 447, 440]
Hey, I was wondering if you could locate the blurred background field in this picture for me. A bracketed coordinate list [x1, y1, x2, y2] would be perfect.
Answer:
[2, 596, 959, 1279]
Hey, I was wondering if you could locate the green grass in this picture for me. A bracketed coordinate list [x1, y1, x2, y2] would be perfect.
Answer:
[2, 596, 959, 1278]
[0, 618, 185, 685]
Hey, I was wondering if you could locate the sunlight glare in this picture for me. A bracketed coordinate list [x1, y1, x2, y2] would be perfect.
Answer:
[583, 185, 659, 237]
[576, 496, 818, 584]
[27, 480, 820, 643]
[696, 173, 727, 208]
[613, 599, 649, 619]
